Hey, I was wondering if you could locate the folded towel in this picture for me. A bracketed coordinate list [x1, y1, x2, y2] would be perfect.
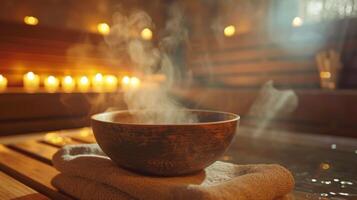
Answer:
[52, 144, 295, 200]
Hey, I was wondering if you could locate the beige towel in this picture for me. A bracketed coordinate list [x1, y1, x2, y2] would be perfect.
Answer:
[52, 144, 294, 200]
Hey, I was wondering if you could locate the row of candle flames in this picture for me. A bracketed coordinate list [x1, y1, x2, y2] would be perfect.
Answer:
[0, 72, 141, 92]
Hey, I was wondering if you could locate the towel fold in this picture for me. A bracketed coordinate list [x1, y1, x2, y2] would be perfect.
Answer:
[52, 144, 295, 200]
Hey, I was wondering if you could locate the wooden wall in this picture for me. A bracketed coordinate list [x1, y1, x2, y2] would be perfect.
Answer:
[186, 18, 357, 89]
[0, 20, 132, 135]
[0, 20, 132, 87]
[0, 1, 357, 138]
[174, 18, 357, 138]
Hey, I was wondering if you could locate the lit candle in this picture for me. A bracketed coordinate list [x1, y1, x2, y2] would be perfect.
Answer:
[61, 76, 75, 92]
[23, 72, 40, 92]
[44, 75, 59, 92]
[97, 23, 110, 35]
[78, 76, 90, 92]
[24, 16, 39, 26]
[104, 75, 118, 92]
[130, 77, 141, 89]
[92, 73, 104, 91]
[0, 74, 8, 91]
[141, 28, 153, 40]
[224, 25, 235, 37]
[121, 76, 131, 90]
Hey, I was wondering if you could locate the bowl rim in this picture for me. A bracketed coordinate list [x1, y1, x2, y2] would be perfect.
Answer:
[91, 109, 240, 126]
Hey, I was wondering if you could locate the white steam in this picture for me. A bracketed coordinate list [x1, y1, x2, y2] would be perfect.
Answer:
[248, 81, 298, 137]
[106, 4, 197, 124]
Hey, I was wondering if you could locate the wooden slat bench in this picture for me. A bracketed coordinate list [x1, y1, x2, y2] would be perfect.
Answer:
[1, 127, 356, 199]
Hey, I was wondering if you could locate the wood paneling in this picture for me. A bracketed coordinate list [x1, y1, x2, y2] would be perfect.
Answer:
[0, 21, 132, 87]
[186, 18, 357, 89]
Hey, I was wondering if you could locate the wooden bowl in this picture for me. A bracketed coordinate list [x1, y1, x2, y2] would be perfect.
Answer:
[91, 109, 239, 176]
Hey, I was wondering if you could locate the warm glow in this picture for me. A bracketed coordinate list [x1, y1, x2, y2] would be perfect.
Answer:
[320, 71, 331, 79]
[79, 129, 91, 137]
[23, 72, 40, 92]
[141, 28, 153, 40]
[26, 72, 35, 80]
[292, 17, 303, 27]
[92, 73, 104, 91]
[97, 23, 110, 35]
[44, 75, 59, 92]
[104, 75, 118, 92]
[24, 16, 39, 26]
[62, 76, 75, 92]
[224, 25, 236, 37]
[320, 163, 330, 170]
[78, 76, 90, 92]
[0, 74, 8, 91]
[121, 76, 140, 90]
[130, 77, 141, 88]
[121, 76, 131, 85]
[44, 133, 71, 145]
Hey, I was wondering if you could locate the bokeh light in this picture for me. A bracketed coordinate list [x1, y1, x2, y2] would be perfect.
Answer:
[97, 23, 110, 35]
[141, 28, 153, 40]
[224, 25, 236, 37]
[292, 17, 303, 27]
[24, 16, 39, 26]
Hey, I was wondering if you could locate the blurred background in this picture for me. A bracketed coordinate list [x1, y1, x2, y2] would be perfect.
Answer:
[0, 0, 356, 138]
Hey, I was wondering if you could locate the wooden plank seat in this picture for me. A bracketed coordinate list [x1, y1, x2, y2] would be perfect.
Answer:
[0, 127, 355, 199]
[0, 145, 72, 200]
[0, 130, 97, 200]
[0, 171, 48, 200]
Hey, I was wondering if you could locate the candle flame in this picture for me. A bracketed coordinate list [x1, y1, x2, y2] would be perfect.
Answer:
[0, 74, 8, 91]
[24, 16, 39, 26]
[80, 76, 89, 84]
[224, 25, 235, 37]
[94, 73, 103, 81]
[26, 72, 36, 80]
[130, 77, 141, 88]
[97, 23, 110, 35]
[141, 28, 153, 40]
[63, 76, 73, 84]
[121, 76, 131, 85]
[44, 75, 59, 92]
[47, 76, 56, 84]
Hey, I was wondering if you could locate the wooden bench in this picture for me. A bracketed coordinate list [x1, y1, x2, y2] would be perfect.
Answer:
[0, 126, 356, 199]
[0, 91, 127, 136]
